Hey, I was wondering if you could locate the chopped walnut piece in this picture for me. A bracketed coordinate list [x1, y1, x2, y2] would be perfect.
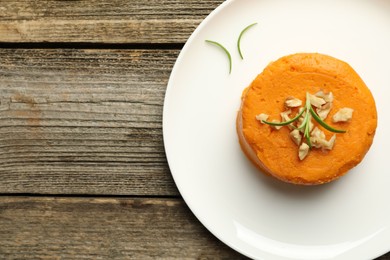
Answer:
[311, 138, 322, 149]
[255, 113, 269, 123]
[311, 136, 328, 149]
[297, 109, 305, 122]
[324, 135, 336, 150]
[315, 91, 334, 103]
[311, 128, 336, 150]
[271, 120, 283, 130]
[297, 114, 313, 133]
[281, 110, 294, 130]
[297, 117, 304, 132]
[285, 97, 302, 108]
[290, 129, 302, 146]
[311, 127, 326, 139]
[308, 93, 326, 108]
[333, 108, 354, 122]
[316, 102, 333, 120]
[311, 127, 327, 149]
[316, 136, 336, 150]
[280, 110, 291, 120]
[299, 143, 310, 160]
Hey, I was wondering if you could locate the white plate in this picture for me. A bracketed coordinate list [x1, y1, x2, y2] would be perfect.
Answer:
[163, 0, 390, 259]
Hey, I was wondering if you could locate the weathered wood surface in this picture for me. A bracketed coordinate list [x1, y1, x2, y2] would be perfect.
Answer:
[0, 0, 224, 43]
[1, 196, 389, 259]
[0, 48, 179, 196]
[0, 0, 389, 259]
[0, 197, 246, 259]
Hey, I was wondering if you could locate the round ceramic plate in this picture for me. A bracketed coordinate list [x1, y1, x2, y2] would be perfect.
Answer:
[163, 0, 390, 259]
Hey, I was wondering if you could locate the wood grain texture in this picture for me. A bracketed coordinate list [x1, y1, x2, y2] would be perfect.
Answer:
[0, 48, 178, 195]
[1, 197, 388, 260]
[0, 196, 247, 259]
[0, 1, 389, 259]
[0, 0, 224, 43]
[0, 196, 389, 260]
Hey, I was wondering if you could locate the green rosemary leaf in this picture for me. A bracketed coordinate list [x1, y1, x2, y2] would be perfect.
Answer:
[296, 111, 309, 130]
[304, 114, 312, 149]
[309, 106, 346, 133]
[306, 136, 312, 149]
[237, 22, 257, 60]
[305, 92, 312, 107]
[262, 108, 305, 126]
[261, 120, 290, 126]
[205, 40, 232, 74]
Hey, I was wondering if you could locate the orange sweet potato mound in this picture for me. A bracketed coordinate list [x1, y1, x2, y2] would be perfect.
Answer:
[237, 53, 377, 185]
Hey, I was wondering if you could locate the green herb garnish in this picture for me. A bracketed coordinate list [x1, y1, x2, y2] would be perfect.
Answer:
[261, 108, 305, 127]
[205, 40, 232, 74]
[262, 92, 346, 148]
[237, 22, 258, 60]
[304, 113, 312, 148]
[309, 106, 346, 133]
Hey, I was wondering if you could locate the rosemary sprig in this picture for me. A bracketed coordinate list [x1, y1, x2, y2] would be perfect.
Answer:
[304, 113, 312, 148]
[262, 108, 305, 126]
[205, 40, 232, 74]
[309, 106, 346, 133]
[262, 92, 346, 148]
[303, 93, 313, 147]
[237, 22, 258, 60]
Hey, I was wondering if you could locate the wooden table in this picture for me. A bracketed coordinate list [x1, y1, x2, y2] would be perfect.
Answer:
[0, 1, 388, 259]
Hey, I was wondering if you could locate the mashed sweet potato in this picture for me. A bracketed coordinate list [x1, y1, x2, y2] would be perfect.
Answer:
[237, 53, 377, 185]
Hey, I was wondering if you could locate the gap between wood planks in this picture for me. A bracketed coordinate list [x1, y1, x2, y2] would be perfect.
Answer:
[0, 193, 181, 199]
[0, 42, 184, 50]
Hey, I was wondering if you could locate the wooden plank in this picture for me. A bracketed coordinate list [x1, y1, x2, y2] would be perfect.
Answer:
[0, 0, 224, 43]
[1, 196, 389, 259]
[0, 48, 179, 195]
[0, 196, 247, 259]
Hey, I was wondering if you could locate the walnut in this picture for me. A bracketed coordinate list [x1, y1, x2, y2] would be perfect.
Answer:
[333, 108, 354, 122]
[311, 127, 336, 150]
[316, 102, 333, 120]
[315, 91, 334, 103]
[297, 113, 313, 133]
[299, 143, 310, 160]
[285, 97, 302, 108]
[308, 93, 326, 108]
[311, 127, 326, 139]
[311, 127, 326, 149]
[255, 113, 269, 123]
[271, 120, 283, 130]
[281, 110, 294, 130]
[297, 111, 305, 128]
[323, 135, 336, 150]
[290, 129, 302, 146]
